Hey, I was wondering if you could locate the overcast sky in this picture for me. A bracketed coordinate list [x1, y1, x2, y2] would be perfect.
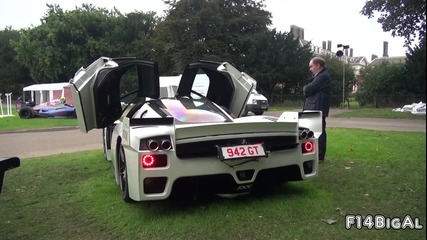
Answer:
[0, 0, 408, 60]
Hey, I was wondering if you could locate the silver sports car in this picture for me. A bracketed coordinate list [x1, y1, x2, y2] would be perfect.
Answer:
[70, 57, 322, 202]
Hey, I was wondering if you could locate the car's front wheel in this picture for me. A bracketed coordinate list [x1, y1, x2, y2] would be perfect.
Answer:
[18, 107, 34, 119]
[118, 145, 132, 202]
[253, 111, 264, 115]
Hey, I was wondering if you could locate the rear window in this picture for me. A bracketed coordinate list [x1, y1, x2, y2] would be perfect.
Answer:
[161, 98, 231, 124]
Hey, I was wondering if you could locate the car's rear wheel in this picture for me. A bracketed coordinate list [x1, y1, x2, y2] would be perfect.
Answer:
[18, 107, 34, 119]
[118, 145, 132, 202]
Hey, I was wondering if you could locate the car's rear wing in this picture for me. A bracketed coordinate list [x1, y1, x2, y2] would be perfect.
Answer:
[276, 111, 323, 138]
[175, 121, 298, 142]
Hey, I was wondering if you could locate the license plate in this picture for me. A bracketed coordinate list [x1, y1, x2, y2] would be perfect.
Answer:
[218, 143, 266, 160]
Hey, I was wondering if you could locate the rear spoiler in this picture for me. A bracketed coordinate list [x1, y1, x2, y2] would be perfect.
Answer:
[277, 111, 323, 138]
[175, 121, 298, 141]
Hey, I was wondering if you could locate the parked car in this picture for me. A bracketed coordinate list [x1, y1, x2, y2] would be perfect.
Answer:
[70, 57, 322, 202]
[16, 98, 76, 119]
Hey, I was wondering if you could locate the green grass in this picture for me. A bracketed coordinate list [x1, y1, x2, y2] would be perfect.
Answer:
[268, 105, 300, 111]
[0, 114, 77, 132]
[1, 129, 425, 239]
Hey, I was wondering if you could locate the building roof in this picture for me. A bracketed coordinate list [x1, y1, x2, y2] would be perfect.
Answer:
[23, 82, 70, 92]
[369, 56, 406, 66]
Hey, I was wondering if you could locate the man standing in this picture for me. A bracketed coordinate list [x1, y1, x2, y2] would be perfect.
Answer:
[303, 57, 331, 163]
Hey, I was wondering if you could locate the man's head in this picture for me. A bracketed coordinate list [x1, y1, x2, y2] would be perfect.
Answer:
[309, 57, 325, 75]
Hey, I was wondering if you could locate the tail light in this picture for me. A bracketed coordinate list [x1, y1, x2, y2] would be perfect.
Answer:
[301, 141, 315, 154]
[141, 154, 168, 168]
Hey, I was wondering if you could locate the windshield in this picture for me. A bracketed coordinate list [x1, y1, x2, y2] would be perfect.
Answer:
[161, 98, 231, 124]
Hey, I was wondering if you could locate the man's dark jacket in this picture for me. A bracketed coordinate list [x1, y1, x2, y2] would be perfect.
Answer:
[303, 68, 331, 117]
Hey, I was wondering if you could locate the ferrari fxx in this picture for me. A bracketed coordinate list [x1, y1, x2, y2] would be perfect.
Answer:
[70, 57, 322, 202]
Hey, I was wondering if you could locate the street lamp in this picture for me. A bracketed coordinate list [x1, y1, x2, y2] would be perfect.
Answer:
[336, 44, 349, 108]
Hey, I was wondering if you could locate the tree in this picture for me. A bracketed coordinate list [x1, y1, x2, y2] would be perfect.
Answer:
[405, 39, 426, 101]
[241, 29, 313, 100]
[356, 62, 407, 107]
[153, 0, 272, 74]
[0, 27, 31, 96]
[361, 0, 426, 105]
[360, 0, 426, 46]
[316, 55, 355, 107]
[11, 4, 158, 82]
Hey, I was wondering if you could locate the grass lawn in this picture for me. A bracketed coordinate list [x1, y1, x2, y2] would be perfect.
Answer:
[0, 129, 425, 239]
[0, 114, 77, 132]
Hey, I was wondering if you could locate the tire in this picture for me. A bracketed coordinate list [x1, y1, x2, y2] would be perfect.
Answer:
[253, 111, 264, 115]
[19, 107, 34, 119]
[118, 144, 132, 202]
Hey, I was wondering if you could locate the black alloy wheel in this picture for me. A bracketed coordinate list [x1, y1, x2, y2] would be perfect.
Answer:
[118, 145, 131, 202]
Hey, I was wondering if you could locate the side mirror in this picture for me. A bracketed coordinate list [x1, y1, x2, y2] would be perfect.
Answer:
[0, 157, 21, 194]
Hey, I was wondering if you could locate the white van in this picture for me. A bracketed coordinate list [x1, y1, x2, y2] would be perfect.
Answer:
[244, 89, 269, 115]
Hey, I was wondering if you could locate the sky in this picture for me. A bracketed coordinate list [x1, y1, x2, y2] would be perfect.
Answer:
[0, 0, 408, 60]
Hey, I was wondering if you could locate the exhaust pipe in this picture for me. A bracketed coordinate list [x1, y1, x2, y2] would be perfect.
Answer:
[161, 140, 172, 150]
[147, 139, 159, 151]
[299, 130, 314, 139]
[299, 130, 308, 139]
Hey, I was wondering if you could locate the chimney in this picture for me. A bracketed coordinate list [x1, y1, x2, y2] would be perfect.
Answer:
[350, 48, 353, 57]
[299, 28, 304, 40]
[322, 41, 326, 50]
[383, 41, 389, 57]
[327, 40, 332, 51]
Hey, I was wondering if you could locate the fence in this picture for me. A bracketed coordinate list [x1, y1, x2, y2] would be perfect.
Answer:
[0, 93, 14, 118]
[270, 94, 359, 109]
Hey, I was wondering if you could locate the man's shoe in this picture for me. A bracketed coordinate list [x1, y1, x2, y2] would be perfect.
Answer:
[319, 159, 325, 164]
